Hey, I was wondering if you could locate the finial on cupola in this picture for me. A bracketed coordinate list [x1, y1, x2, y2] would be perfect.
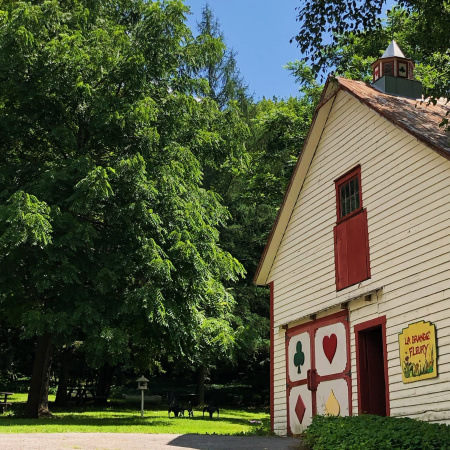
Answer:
[371, 40, 422, 98]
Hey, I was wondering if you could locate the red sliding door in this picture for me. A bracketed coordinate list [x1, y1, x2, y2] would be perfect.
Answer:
[286, 311, 351, 435]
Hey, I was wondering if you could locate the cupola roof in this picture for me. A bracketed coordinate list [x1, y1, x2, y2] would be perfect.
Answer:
[371, 40, 420, 97]
[381, 40, 406, 59]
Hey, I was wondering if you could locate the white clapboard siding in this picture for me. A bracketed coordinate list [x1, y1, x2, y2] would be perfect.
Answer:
[273, 329, 287, 435]
[349, 289, 450, 419]
[267, 89, 450, 430]
[273, 219, 450, 314]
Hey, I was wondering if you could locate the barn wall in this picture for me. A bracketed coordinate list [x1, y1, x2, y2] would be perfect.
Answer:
[272, 325, 287, 434]
[268, 90, 450, 434]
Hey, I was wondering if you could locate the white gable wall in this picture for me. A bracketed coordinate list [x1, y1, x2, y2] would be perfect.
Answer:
[268, 90, 450, 434]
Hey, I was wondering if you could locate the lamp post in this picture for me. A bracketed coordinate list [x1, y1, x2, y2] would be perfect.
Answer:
[137, 376, 149, 418]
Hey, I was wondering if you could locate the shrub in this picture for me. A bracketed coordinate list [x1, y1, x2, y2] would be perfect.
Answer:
[304, 414, 450, 450]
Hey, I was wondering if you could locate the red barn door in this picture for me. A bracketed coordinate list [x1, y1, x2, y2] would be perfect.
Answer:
[286, 311, 351, 435]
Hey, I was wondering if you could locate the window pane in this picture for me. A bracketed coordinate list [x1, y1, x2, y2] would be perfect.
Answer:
[339, 176, 360, 219]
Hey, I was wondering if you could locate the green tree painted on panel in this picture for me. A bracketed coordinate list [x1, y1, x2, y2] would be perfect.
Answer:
[294, 341, 305, 374]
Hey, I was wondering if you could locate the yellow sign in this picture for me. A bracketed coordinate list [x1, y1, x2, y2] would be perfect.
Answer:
[398, 321, 437, 383]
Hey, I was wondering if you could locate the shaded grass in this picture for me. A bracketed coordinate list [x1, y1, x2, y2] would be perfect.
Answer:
[0, 394, 270, 435]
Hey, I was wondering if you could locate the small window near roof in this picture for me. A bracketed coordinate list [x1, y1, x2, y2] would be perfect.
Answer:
[333, 165, 370, 291]
[336, 166, 362, 222]
[340, 176, 360, 218]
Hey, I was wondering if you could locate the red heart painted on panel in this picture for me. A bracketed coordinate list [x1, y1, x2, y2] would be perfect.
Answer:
[323, 334, 338, 364]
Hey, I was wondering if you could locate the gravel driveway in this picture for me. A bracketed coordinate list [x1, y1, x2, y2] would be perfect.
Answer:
[2, 433, 305, 450]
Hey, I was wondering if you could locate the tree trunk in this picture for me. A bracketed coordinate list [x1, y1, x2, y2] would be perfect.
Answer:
[95, 364, 114, 405]
[196, 365, 206, 406]
[26, 333, 53, 418]
[54, 352, 70, 406]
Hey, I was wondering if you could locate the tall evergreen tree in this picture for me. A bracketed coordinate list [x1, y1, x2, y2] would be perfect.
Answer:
[196, 3, 249, 110]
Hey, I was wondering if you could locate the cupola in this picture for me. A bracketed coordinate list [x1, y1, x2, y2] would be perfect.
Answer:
[371, 40, 422, 98]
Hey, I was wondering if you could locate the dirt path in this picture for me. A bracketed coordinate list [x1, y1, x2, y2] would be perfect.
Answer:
[2, 433, 305, 450]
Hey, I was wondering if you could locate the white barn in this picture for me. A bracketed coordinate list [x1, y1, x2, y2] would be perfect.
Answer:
[254, 42, 450, 436]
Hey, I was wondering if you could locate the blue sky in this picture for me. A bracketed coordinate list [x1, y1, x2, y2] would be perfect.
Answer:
[184, 0, 303, 100]
[184, 1, 396, 101]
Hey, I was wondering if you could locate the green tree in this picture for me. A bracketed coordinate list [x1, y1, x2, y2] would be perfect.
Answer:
[195, 3, 249, 110]
[292, 0, 450, 102]
[217, 77, 320, 382]
[314, 7, 449, 127]
[0, 0, 246, 417]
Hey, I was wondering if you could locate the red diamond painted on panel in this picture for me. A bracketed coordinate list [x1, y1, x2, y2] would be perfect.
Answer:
[295, 394, 306, 423]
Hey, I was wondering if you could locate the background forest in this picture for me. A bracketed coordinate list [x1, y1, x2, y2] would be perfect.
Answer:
[0, 0, 448, 418]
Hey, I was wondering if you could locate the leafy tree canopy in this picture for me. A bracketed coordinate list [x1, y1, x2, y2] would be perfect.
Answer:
[217, 74, 321, 375]
[0, 0, 247, 378]
[293, 0, 450, 102]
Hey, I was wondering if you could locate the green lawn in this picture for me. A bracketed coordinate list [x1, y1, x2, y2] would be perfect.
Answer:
[0, 393, 270, 435]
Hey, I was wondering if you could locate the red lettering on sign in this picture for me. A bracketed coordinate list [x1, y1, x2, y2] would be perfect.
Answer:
[409, 344, 429, 357]
[411, 333, 431, 345]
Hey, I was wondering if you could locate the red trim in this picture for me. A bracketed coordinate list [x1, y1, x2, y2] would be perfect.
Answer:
[333, 164, 361, 184]
[345, 311, 353, 416]
[335, 165, 362, 223]
[287, 310, 348, 336]
[372, 63, 380, 83]
[285, 311, 352, 435]
[269, 281, 274, 432]
[285, 325, 291, 435]
[382, 59, 394, 77]
[354, 316, 390, 416]
[310, 326, 317, 414]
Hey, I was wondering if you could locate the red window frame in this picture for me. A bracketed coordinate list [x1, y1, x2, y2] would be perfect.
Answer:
[335, 165, 363, 223]
[334, 165, 371, 291]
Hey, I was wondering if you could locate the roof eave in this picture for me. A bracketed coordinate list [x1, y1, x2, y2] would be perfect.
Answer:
[254, 76, 450, 287]
[337, 82, 450, 162]
[253, 78, 339, 286]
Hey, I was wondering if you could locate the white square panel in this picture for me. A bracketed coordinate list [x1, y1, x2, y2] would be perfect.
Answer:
[314, 322, 347, 376]
[288, 331, 311, 382]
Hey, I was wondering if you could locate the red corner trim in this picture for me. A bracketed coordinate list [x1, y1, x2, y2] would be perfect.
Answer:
[269, 281, 275, 432]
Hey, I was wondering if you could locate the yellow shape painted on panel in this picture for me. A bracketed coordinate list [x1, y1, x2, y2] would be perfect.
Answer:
[325, 389, 340, 416]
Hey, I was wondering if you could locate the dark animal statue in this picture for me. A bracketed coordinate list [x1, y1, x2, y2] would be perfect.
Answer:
[202, 405, 219, 419]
